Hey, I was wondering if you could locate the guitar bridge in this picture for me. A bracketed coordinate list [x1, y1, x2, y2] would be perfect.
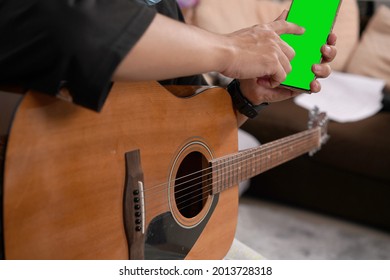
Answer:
[123, 149, 146, 260]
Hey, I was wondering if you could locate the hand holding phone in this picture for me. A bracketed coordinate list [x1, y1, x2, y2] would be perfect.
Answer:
[280, 0, 341, 92]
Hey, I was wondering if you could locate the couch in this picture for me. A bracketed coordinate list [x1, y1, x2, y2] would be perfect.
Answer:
[190, 0, 390, 231]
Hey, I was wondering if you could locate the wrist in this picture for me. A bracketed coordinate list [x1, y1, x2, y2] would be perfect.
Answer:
[213, 34, 237, 76]
[226, 79, 269, 119]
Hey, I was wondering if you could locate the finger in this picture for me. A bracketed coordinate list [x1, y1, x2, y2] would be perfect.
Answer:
[310, 80, 321, 93]
[312, 63, 331, 78]
[270, 64, 287, 88]
[261, 86, 301, 100]
[278, 39, 296, 61]
[256, 69, 284, 89]
[275, 9, 289, 21]
[321, 45, 337, 63]
[327, 32, 337, 46]
[270, 20, 305, 35]
[256, 76, 273, 88]
[274, 87, 301, 98]
[278, 51, 292, 75]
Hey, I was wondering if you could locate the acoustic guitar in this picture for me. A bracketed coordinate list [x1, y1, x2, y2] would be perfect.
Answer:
[2, 81, 328, 259]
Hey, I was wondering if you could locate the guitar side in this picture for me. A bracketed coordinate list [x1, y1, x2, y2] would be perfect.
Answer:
[3, 81, 239, 259]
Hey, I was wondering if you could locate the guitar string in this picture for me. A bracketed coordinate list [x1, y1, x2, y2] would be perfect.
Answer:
[142, 129, 317, 200]
[176, 140, 314, 210]
[141, 129, 316, 197]
[135, 133, 310, 215]
[150, 140, 316, 215]
[142, 130, 317, 207]
[136, 132, 318, 214]
[174, 136, 316, 212]
[146, 136, 315, 215]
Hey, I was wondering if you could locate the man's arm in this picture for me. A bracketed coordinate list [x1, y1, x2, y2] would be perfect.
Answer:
[113, 11, 337, 126]
[112, 12, 304, 84]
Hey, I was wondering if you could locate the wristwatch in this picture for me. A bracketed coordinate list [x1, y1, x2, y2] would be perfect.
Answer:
[226, 79, 269, 119]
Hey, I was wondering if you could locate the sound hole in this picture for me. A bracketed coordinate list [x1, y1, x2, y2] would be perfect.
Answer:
[174, 151, 210, 218]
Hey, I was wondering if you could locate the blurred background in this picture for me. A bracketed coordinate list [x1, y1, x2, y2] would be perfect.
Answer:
[1, 0, 389, 260]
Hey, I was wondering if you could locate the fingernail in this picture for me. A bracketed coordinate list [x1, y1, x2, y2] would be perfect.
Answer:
[325, 45, 331, 54]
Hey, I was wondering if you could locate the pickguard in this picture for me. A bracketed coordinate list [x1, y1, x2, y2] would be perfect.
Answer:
[144, 194, 219, 260]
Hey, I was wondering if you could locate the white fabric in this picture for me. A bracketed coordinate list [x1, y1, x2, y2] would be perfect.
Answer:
[225, 238, 266, 260]
[294, 71, 385, 123]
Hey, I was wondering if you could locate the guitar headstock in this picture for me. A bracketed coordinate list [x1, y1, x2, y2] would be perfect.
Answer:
[308, 107, 330, 156]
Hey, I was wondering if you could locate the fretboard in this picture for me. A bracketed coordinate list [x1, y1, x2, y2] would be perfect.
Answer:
[210, 128, 321, 194]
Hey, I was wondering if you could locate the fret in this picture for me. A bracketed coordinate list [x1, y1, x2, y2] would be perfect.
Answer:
[210, 128, 322, 195]
[222, 157, 228, 192]
[211, 157, 220, 194]
[250, 150, 257, 179]
[237, 153, 242, 185]
[233, 153, 239, 186]
[228, 155, 233, 188]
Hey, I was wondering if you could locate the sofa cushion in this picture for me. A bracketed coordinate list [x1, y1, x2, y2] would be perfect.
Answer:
[345, 5, 390, 91]
[329, 0, 360, 71]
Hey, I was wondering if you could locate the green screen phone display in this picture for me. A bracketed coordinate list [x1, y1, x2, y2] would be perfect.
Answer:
[281, 0, 341, 91]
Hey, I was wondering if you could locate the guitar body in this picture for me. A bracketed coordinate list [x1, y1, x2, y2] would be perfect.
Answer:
[3, 81, 239, 259]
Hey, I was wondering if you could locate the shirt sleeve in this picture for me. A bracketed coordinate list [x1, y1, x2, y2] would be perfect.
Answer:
[0, 0, 157, 111]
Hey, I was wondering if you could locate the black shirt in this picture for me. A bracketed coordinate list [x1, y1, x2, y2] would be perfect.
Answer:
[0, 0, 204, 111]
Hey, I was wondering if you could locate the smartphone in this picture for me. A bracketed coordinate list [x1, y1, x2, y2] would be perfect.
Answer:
[280, 0, 342, 92]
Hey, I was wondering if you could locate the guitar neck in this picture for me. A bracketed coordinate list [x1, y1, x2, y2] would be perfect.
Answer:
[210, 128, 321, 194]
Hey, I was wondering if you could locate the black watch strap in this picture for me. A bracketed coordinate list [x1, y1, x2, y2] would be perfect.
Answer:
[226, 79, 268, 119]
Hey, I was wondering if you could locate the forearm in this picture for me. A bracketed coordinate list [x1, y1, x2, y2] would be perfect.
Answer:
[113, 13, 230, 81]
[113, 11, 305, 83]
